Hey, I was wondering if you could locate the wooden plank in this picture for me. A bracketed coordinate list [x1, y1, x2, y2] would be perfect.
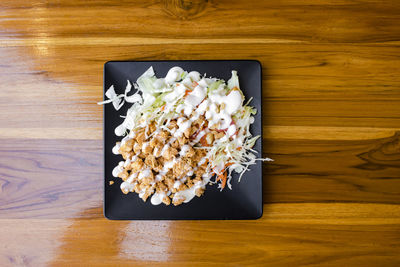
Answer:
[0, 134, 399, 219]
[0, 139, 102, 218]
[0, 128, 103, 140]
[263, 132, 400, 204]
[1, 0, 400, 43]
[1, 43, 400, 129]
[1, 203, 399, 266]
[2, 44, 400, 98]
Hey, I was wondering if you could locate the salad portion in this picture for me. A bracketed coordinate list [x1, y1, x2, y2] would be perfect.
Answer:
[100, 66, 271, 206]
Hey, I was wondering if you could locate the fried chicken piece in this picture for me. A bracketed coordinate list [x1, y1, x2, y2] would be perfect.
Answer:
[153, 143, 164, 158]
[156, 181, 168, 192]
[120, 139, 134, 152]
[140, 170, 155, 185]
[192, 149, 207, 163]
[134, 183, 140, 193]
[118, 170, 129, 181]
[138, 183, 148, 191]
[186, 178, 195, 188]
[195, 187, 205, 197]
[164, 176, 175, 190]
[133, 142, 141, 154]
[167, 120, 177, 130]
[163, 147, 178, 161]
[142, 142, 153, 155]
[121, 151, 135, 161]
[185, 146, 195, 158]
[145, 155, 160, 170]
[172, 196, 185, 206]
[162, 196, 171, 205]
[178, 136, 188, 146]
[193, 176, 202, 184]
[141, 190, 152, 202]
[157, 130, 169, 140]
[123, 159, 134, 171]
[190, 125, 199, 136]
[177, 183, 188, 192]
[195, 164, 207, 180]
[173, 159, 191, 177]
[149, 122, 157, 133]
[183, 127, 191, 139]
[136, 131, 146, 146]
[130, 158, 144, 173]
[182, 156, 194, 168]
[149, 137, 159, 148]
[205, 132, 214, 145]
[158, 156, 165, 166]
[138, 153, 147, 159]
[209, 122, 220, 130]
[214, 131, 225, 140]
[171, 139, 179, 148]
[194, 116, 205, 125]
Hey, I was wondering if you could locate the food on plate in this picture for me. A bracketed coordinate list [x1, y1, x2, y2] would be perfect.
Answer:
[99, 66, 271, 205]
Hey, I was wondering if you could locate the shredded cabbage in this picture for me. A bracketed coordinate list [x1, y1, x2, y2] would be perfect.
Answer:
[227, 70, 240, 89]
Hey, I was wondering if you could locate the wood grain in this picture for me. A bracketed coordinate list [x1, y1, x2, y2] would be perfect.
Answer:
[0, 0, 399, 266]
[1, 204, 399, 266]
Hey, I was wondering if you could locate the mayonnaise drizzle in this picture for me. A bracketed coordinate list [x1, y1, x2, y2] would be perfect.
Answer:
[112, 143, 121, 155]
[179, 145, 190, 157]
[115, 124, 126, 136]
[112, 161, 124, 177]
[138, 168, 152, 180]
[150, 191, 166, 205]
[172, 174, 211, 204]
[165, 66, 184, 85]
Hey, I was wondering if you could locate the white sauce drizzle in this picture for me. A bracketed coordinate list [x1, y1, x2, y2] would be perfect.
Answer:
[173, 180, 182, 189]
[115, 124, 126, 136]
[179, 145, 190, 157]
[112, 143, 121, 154]
[165, 66, 184, 85]
[172, 175, 211, 204]
[142, 142, 149, 151]
[112, 161, 124, 177]
[227, 124, 237, 136]
[120, 181, 135, 194]
[150, 191, 166, 205]
[138, 168, 152, 180]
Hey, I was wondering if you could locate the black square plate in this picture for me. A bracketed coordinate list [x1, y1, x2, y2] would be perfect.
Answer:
[104, 60, 263, 220]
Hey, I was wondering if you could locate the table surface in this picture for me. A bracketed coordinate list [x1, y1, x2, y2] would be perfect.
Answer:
[0, 0, 399, 266]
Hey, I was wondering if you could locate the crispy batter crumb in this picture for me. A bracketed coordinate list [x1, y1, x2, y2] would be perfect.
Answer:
[162, 196, 171, 205]
[114, 117, 211, 206]
[172, 196, 185, 206]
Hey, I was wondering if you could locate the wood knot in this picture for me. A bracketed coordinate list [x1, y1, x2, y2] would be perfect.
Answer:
[356, 131, 400, 170]
[163, 0, 208, 20]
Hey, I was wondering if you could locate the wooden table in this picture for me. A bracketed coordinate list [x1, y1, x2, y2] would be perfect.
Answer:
[1, 0, 399, 266]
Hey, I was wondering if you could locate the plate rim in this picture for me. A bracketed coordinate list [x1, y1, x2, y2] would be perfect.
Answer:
[103, 59, 263, 220]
